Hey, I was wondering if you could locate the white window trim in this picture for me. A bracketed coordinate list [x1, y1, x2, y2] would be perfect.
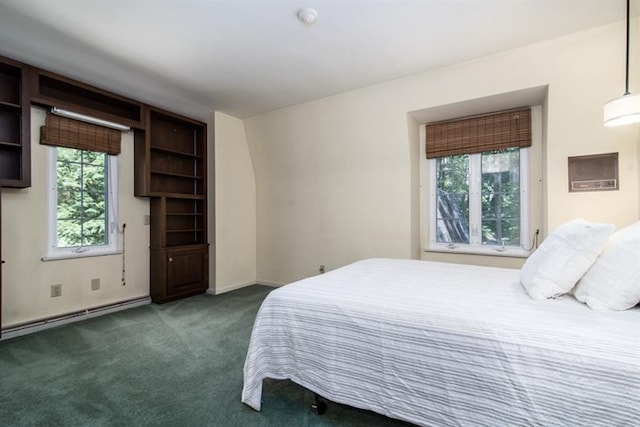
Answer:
[427, 149, 530, 257]
[44, 147, 119, 261]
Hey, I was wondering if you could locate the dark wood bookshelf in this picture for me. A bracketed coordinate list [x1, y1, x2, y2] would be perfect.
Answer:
[30, 69, 144, 129]
[0, 186, 3, 337]
[150, 146, 203, 159]
[0, 56, 30, 188]
[137, 108, 208, 303]
[0, 100, 20, 109]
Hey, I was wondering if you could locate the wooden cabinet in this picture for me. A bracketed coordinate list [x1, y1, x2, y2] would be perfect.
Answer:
[137, 108, 209, 303]
[0, 56, 30, 188]
[150, 245, 208, 302]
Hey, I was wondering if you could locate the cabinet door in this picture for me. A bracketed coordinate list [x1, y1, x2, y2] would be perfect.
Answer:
[166, 246, 208, 294]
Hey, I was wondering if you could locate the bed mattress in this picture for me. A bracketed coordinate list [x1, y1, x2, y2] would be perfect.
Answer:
[242, 258, 640, 426]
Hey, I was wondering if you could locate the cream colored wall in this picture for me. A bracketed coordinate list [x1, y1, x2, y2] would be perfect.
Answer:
[1, 107, 150, 327]
[213, 112, 257, 293]
[246, 90, 415, 285]
[245, 22, 640, 286]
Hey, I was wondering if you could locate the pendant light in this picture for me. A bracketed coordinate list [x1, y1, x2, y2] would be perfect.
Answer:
[603, 0, 640, 127]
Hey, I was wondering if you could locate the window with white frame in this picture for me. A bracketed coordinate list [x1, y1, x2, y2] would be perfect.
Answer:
[425, 107, 534, 256]
[430, 147, 529, 255]
[41, 112, 122, 259]
[47, 147, 118, 258]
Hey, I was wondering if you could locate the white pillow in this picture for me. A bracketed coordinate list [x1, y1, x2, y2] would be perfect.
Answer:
[520, 219, 615, 300]
[574, 221, 640, 310]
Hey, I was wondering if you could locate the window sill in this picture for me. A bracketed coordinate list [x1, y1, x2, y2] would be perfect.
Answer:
[425, 246, 530, 258]
[41, 250, 122, 262]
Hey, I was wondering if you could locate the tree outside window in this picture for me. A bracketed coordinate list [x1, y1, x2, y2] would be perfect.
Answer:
[56, 148, 109, 247]
[433, 147, 524, 251]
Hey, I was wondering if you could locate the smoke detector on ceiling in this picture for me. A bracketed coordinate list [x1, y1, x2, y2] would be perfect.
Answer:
[297, 8, 318, 26]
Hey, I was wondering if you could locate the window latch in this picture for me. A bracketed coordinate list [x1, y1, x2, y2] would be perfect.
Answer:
[74, 247, 88, 253]
[495, 238, 509, 252]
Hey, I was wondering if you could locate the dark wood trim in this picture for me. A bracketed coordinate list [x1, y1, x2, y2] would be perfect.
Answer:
[1, 186, 3, 337]
[19, 65, 31, 188]
[30, 68, 145, 129]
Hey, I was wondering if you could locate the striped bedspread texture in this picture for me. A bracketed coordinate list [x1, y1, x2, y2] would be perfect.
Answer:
[242, 258, 639, 426]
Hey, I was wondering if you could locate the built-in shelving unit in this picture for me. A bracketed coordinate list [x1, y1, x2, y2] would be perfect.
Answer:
[0, 185, 3, 337]
[30, 69, 144, 129]
[0, 53, 211, 306]
[135, 109, 206, 198]
[150, 197, 207, 248]
[0, 56, 30, 188]
[136, 107, 209, 303]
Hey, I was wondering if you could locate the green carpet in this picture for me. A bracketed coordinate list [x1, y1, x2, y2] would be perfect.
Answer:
[0, 285, 410, 426]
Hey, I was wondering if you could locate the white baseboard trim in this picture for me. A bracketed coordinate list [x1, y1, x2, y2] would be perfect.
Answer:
[1, 296, 151, 341]
[256, 280, 285, 288]
[208, 280, 257, 295]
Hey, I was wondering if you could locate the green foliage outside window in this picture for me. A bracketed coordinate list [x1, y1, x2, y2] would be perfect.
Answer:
[436, 155, 470, 243]
[481, 148, 520, 246]
[436, 148, 521, 247]
[56, 148, 108, 248]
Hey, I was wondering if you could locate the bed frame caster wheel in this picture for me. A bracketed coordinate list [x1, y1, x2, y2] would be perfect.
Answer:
[311, 401, 326, 415]
[311, 394, 327, 415]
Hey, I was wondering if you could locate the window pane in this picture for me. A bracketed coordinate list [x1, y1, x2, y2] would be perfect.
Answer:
[55, 148, 109, 249]
[482, 219, 520, 246]
[57, 190, 82, 221]
[83, 150, 105, 166]
[57, 219, 82, 248]
[83, 203, 106, 221]
[436, 155, 469, 244]
[83, 219, 107, 246]
[57, 160, 82, 192]
[57, 147, 82, 163]
[83, 164, 106, 186]
[481, 149, 520, 246]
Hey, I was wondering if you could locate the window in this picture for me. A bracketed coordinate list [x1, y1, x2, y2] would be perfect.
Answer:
[429, 147, 529, 255]
[47, 147, 118, 258]
[424, 107, 535, 257]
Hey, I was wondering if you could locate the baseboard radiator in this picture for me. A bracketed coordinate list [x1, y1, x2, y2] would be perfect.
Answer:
[1, 296, 151, 341]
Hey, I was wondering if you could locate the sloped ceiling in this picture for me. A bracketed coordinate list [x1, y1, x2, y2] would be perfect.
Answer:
[0, 0, 631, 120]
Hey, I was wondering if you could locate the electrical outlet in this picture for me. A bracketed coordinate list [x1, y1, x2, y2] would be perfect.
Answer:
[50, 283, 62, 298]
[143, 215, 150, 225]
[91, 278, 100, 291]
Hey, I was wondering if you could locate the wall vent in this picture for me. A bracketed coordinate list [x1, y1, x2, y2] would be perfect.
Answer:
[568, 152, 618, 192]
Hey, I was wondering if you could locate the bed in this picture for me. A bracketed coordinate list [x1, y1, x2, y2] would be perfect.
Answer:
[242, 258, 640, 426]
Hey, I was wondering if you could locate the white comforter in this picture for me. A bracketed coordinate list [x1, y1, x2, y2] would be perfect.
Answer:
[242, 258, 640, 426]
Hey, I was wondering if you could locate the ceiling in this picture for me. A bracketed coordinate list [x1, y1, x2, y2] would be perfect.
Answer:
[0, 0, 631, 120]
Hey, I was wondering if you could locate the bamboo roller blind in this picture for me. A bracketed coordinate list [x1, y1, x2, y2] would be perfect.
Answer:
[425, 108, 531, 159]
[40, 113, 122, 155]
